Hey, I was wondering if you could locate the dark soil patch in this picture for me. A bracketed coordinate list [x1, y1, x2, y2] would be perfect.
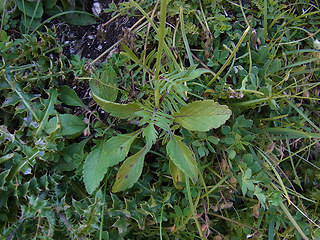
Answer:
[52, 0, 136, 65]
[48, 1, 138, 117]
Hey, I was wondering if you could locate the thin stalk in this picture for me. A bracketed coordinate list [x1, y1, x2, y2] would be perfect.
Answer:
[285, 139, 302, 189]
[99, 177, 108, 240]
[185, 177, 203, 239]
[22, 0, 27, 33]
[102, 13, 121, 27]
[129, 0, 179, 69]
[208, 212, 259, 232]
[172, 192, 200, 234]
[27, 0, 41, 32]
[257, 149, 290, 204]
[285, 99, 320, 132]
[263, 0, 268, 38]
[207, 26, 250, 86]
[159, 203, 165, 240]
[200, 172, 232, 199]
[154, 0, 167, 108]
[279, 202, 309, 240]
[180, 7, 194, 66]
[142, 1, 159, 85]
[247, 42, 252, 74]
[273, 139, 320, 164]
[91, 14, 147, 66]
[31, 11, 98, 35]
[0, 0, 8, 35]
[239, 0, 249, 27]
[199, 171, 209, 211]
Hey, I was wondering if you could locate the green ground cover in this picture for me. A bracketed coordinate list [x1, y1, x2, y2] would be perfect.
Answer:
[1, 0, 320, 239]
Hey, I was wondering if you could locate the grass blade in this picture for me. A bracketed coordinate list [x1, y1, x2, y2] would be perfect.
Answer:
[207, 26, 250, 86]
[279, 202, 309, 240]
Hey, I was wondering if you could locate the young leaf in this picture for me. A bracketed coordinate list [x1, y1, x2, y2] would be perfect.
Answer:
[90, 66, 118, 102]
[83, 140, 108, 195]
[120, 43, 140, 63]
[142, 124, 158, 147]
[36, 88, 57, 137]
[92, 91, 141, 119]
[169, 159, 185, 189]
[45, 114, 86, 136]
[185, 67, 212, 80]
[58, 85, 87, 108]
[112, 145, 149, 192]
[166, 135, 198, 183]
[57, 138, 89, 171]
[174, 100, 232, 131]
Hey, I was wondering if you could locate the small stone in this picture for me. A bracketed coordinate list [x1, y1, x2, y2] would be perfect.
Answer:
[313, 39, 320, 50]
[92, 2, 102, 16]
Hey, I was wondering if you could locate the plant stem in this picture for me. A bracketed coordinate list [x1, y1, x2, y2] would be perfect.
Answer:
[154, 0, 167, 108]
[159, 203, 165, 240]
[279, 202, 309, 240]
[207, 26, 250, 87]
[180, 7, 194, 66]
[185, 177, 203, 239]
[99, 176, 108, 240]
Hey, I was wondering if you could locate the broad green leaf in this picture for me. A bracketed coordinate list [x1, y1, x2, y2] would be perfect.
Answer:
[83, 132, 139, 194]
[58, 85, 87, 108]
[57, 138, 89, 171]
[244, 169, 252, 179]
[83, 141, 108, 194]
[0, 30, 9, 42]
[43, 0, 58, 9]
[45, 114, 86, 136]
[142, 124, 158, 147]
[16, 0, 43, 18]
[169, 160, 185, 189]
[62, 13, 97, 26]
[103, 132, 139, 167]
[90, 66, 118, 102]
[56, 114, 86, 136]
[112, 145, 148, 192]
[92, 91, 141, 119]
[174, 100, 232, 131]
[166, 135, 198, 183]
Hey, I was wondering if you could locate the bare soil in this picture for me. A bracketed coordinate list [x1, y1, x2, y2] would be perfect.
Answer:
[52, 0, 136, 64]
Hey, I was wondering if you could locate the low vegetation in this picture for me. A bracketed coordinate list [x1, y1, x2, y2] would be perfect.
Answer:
[1, 0, 320, 239]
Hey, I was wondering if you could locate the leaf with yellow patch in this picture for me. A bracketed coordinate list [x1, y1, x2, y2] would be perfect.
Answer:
[112, 145, 148, 192]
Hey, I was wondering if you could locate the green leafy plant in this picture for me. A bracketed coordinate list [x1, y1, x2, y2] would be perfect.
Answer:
[1, 0, 96, 34]
[2, 0, 320, 239]
[83, 1, 232, 195]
